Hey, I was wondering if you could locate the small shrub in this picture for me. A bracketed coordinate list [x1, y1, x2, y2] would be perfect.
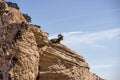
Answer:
[6, 2, 19, 10]
[23, 13, 31, 23]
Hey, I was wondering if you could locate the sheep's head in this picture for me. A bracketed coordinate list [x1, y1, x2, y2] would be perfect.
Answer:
[58, 34, 63, 40]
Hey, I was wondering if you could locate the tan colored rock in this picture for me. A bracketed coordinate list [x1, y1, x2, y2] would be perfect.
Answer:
[0, 0, 4, 2]
[9, 28, 39, 80]
[28, 24, 49, 47]
[38, 43, 103, 80]
[0, 2, 26, 25]
[1, 7, 26, 25]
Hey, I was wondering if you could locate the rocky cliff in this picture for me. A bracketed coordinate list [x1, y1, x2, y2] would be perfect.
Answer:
[0, 1, 104, 80]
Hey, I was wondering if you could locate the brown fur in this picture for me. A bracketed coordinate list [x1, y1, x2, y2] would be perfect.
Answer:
[50, 34, 63, 43]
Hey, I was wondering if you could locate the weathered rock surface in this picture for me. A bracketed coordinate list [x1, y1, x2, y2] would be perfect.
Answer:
[0, 1, 104, 80]
[0, 1, 26, 25]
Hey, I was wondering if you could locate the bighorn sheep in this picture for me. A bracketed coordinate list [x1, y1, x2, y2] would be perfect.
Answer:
[50, 34, 63, 43]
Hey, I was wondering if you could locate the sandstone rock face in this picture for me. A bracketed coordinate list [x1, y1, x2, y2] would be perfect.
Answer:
[38, 44, 103, 80]
[0, 1, 104, 80]
[0, 2, 26, 26]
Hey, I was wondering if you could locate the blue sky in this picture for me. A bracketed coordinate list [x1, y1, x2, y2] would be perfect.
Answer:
[6, 0, 120, 80]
